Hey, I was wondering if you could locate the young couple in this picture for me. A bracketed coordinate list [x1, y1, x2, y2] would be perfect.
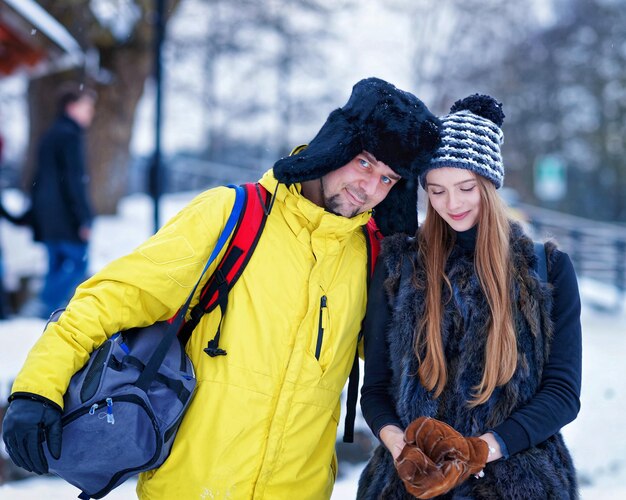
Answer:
[3, 78, 580, 499]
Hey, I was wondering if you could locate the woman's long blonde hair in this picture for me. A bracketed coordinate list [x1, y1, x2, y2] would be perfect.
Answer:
[416, 174, 516, 407]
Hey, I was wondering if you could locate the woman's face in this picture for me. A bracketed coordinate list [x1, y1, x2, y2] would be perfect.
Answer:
[425, 167, 481, 232]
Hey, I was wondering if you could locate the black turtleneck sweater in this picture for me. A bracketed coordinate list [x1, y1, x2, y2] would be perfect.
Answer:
[360, 226, 582, 457]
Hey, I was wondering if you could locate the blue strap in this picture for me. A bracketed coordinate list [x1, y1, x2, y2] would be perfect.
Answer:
[135, 185, 245, 392]
[198, 184, 245, 287]
[169, 183, 245, 324]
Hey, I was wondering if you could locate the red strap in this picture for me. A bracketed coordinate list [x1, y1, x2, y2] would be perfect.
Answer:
[176, 183, 270, 344]
[364, 218, 382, 279]
[198, 183, 270, 311]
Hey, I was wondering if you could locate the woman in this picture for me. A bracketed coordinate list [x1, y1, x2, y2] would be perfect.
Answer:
[358, 95, 581, 499]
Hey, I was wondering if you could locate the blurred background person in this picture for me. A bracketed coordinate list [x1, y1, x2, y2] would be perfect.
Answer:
[22, 83, 96, 319]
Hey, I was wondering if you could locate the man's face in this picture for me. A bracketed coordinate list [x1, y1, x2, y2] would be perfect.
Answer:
[320, 151, 401, 217]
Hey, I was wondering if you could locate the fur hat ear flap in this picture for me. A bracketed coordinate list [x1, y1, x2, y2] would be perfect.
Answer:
[374, 178, 419, 237]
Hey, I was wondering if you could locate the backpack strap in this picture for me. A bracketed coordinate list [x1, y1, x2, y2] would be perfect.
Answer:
[363, 218, 382, 287]
[534, 241, 548, 282]
[343, 218, 382, 443]
[178, 183, 271, 354]
[136, 185, 246, 393]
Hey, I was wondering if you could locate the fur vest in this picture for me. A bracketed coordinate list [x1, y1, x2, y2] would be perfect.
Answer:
[358, 223, 578, 499]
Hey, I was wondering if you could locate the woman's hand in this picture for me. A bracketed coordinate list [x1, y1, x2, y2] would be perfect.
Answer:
[478, 432, 502, 462]
[379, 424, 406, 460]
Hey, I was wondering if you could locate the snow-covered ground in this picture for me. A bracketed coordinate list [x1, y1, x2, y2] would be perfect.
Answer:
[1, 190, 625, 499]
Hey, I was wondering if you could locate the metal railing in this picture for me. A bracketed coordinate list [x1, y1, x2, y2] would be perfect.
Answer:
[519, 203, 626, 311]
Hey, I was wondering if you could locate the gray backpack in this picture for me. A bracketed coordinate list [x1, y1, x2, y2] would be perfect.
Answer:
[44, 317, 196, 499]
[43, 185, 246, 499]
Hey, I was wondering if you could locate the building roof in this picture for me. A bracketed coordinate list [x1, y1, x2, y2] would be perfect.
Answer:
[0, 0, 84, 77]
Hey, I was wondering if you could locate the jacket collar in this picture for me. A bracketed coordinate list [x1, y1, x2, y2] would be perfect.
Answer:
[259, 169, 371, 240]
[58, 113, 84, 132]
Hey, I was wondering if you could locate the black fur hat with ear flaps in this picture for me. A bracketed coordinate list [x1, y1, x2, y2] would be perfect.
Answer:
[272, 77, 441, 236]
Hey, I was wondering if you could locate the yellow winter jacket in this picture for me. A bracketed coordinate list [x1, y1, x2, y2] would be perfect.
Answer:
[11, 170, 372, 499]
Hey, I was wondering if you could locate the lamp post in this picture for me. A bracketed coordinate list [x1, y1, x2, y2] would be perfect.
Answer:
[149, 0, 166, 233]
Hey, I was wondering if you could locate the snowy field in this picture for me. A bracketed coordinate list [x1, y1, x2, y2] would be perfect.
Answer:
[1, 190, 625, 499]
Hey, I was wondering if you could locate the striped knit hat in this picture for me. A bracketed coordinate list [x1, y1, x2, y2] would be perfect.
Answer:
[420, 94, 505, 189]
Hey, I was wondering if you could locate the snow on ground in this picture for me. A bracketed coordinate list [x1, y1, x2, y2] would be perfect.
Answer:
[1, 191, 625, 499]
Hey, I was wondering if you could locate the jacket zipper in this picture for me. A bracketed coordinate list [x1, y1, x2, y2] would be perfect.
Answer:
[315, 295, 327, 360]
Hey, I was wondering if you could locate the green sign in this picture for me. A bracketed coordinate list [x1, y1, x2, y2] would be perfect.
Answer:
[534, 155, 566, 201]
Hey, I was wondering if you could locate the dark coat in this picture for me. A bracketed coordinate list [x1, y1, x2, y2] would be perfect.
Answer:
[358, 223, 578, 499]
[31, 114, 92, 242]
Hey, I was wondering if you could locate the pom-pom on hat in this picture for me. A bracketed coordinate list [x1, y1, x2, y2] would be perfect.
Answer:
[273, 77, 441, 236]
[420, 94, 505, 189]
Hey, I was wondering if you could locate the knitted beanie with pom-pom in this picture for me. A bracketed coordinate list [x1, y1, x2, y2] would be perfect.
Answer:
[420, 94, 505, 189]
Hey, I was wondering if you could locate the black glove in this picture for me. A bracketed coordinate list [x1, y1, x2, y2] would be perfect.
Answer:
[2, 395, 63, 474]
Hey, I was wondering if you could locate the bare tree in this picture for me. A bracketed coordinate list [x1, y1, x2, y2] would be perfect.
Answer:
[490, 0, 626, 220]
[25, 0, 182, 214]
[166, 0, 354, 167]
[257, 0, 354, 156]
[384, 0, 541, 112]
[394, 0, 626, 221]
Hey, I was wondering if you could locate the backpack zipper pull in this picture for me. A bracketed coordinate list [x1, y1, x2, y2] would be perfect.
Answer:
[89, 403, 98, 415]
[106, 398, 115, 424]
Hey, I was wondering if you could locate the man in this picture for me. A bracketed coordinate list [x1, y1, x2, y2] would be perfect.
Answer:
[27, 83, 96, 318]
[2, 78, 440, 499]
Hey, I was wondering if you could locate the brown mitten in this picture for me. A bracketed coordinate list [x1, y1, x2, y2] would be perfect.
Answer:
[394, 444, 464, 499]
[398, 417, 489, 498]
